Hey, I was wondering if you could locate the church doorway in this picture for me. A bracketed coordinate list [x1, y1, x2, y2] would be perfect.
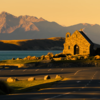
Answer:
[74, 45, 79, 55]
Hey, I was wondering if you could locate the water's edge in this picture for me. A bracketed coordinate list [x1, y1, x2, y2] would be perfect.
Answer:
[0, 50, 62, 61]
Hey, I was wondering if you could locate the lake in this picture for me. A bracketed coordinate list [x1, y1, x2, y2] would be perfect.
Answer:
[0, 50, 62, 60]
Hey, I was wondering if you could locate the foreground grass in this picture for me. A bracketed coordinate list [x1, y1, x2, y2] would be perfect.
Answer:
[0, 59, 41, 64]
[7, 78, 62, 93]
[52, 57, 100, 64]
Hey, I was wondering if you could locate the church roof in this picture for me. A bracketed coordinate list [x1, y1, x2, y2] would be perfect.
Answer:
[79, 31, 93, 45]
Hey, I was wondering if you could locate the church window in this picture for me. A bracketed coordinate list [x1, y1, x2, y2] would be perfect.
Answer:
[68, 46, 70, 49]
[67, 35, 69, 37]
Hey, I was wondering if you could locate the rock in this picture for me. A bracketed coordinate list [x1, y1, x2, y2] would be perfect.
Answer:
[77, 56, 82, 59]
[55, 75, 62, 79]
[94, 55, 100, 59]
[53, 57, 62, 61]
[47, 52, 54, 58]
[84, 55, 88, 59]
[71, 57, 77, 60]
[31, 56, 37, 60]
[28, 77, 35, 81]
[7, 77, 18, 82]
[12, 58, 15, 60]
[27, 56, 31, 60]
[44, 75, 50, 80]
[45, 55, 50, 60]
[41, 55, 45, 60]
[16, 58, 22, 60]
[23, 57, 27, 60]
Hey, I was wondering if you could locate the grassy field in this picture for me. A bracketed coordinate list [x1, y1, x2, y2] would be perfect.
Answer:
[0, 59, 41, 64]
[7, 78, 62, 93]
[0, 56, 100, 67]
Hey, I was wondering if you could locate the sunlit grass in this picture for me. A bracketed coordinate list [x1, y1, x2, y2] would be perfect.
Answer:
[7, 78, 62, 93]
[0, 59, 41, 64]
[0, 40, 29, 46]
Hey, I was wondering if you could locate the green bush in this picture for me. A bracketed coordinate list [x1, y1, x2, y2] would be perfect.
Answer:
[0, 89, 5, 95]
[0, 80, 13, 94]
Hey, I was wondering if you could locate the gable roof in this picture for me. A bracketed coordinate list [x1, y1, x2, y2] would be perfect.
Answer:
[79, 31, 93, 45]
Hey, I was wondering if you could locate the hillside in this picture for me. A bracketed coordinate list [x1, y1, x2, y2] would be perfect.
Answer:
[0, 12, 100, 44]
[0, 37, 65, 50]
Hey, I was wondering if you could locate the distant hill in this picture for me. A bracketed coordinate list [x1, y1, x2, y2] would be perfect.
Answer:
[0, 12, 100, 44]
[0, 37, 65, 50]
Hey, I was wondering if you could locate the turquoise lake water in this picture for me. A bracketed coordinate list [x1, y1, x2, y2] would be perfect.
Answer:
[0, 50, 62, 60]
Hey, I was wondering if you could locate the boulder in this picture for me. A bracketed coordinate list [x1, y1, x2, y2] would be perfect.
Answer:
[23, 57, 27, 60]
[16, 58, 22, 60]
[7, 77, 18, 82]
[12, 58, 15, 60]
[55, 75, 62, 79]
[45, 55, 50, 60]
[94, 55, 100, 59]
[77, 56, 82, 59]
[31, 56, 37, 60]
[44, 75, 50, 80]
[71, 57, 77, 60]
[27, 56, 31, 60]
[41, 55, 45, 60]
[84, 55, 88, 59]
[47, 52, 54, 58]
[28, 77, 35, 81]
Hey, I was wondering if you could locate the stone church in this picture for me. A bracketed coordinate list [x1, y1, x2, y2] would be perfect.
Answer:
[63, 30, 100, 56]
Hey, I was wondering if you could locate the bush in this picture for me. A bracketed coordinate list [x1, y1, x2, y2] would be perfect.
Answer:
[0, 89, 5, 95]
[0, 80, 13, 94]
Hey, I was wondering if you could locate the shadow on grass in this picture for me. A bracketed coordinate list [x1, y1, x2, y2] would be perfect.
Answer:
[13, 80, 60, 93]
[0, 71, 72, 77]
[0, 61, 7, 63]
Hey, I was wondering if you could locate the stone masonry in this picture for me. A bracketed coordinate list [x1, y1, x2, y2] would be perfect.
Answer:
[63, 30, 93, 55]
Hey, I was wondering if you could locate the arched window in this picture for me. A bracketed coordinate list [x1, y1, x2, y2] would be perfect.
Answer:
[66, 32, 71, 38]
[67, 35, 69, 37]
[68, 46, 70, 49]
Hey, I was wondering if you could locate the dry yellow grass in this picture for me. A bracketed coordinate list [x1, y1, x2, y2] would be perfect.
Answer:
[0, 37, 64, 46]
[0, 40, 30, 46]
[47, 37, 64, 41]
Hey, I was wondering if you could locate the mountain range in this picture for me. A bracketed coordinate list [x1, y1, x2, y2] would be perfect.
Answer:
[0, 11, 100, 44]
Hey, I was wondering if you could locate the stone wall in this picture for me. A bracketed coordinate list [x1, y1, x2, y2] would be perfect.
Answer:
[63, 30, 91, 55]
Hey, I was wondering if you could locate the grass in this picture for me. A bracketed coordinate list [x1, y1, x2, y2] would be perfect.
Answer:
[0, 89, 5, 95]
[0, 56, 100, 67]
[52, 56, 100, 66]
[0, 40, 29, 46]
[0, 59, 41, 64]
[7, 78, 62, 93]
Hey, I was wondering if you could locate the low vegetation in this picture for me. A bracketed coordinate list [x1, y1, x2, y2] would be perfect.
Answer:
[0, 52, 100, 67]
[0, 80, 13, 95]
[0, 37, 64, 50]
[0, 59, 41, 64]
[7, 78, 62, 93]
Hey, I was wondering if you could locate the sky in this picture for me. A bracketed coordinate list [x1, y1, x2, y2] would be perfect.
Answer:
[0, 0, 100, 26]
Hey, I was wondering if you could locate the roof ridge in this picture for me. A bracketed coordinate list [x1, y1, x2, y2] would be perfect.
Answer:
[79, 31, 93, 44]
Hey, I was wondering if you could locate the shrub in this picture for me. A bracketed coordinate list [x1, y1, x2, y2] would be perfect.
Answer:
[0, 80, 13, 94]
[0, 89, 5, 95]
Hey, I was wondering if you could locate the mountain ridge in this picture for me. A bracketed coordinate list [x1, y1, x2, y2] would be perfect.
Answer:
[0, 12, 100, 44]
